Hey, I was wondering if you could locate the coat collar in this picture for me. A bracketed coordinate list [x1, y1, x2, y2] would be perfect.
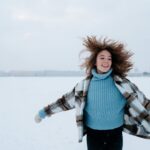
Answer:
[113, 75, 124, 83]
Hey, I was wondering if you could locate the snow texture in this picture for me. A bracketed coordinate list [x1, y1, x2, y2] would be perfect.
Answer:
[0, 76, 150, 150]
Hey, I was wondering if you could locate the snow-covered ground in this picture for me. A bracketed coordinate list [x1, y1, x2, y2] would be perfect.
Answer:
[0, 76, 150, 150]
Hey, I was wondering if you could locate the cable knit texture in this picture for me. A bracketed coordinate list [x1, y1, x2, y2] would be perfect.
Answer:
[84, 68, 126, 130]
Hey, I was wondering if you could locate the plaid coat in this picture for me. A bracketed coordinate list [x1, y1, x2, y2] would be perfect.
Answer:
[44, 75, 150, 142]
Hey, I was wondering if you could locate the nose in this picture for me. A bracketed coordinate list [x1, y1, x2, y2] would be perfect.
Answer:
[104, 59, 109, 63]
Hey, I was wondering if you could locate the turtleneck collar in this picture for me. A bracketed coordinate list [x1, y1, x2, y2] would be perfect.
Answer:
[92, 68, 113, 80]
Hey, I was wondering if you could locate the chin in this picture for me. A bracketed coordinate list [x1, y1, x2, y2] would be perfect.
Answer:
[103, 69, 110, 73]
[97, 68, 110, 74]
[103, 71, 108, 73]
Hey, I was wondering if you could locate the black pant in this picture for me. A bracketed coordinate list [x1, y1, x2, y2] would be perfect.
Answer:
[86, 126, 123, 150]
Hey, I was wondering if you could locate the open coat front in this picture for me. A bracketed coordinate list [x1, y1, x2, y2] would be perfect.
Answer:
[44, 75, 150, 142]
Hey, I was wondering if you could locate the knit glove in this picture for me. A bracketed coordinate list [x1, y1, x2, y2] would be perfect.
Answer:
[35, 109, 47, 123]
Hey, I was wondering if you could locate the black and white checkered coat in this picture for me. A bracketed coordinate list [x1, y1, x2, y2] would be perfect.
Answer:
[44, 75, 150, 142]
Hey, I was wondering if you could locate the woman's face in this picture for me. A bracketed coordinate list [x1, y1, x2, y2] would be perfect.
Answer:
[95, 50, 112, 74]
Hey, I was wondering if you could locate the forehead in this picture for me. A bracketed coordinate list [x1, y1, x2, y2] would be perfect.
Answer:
[97, 50, 112, 57]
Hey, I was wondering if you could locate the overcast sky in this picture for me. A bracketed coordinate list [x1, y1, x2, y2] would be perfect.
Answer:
[0, 0, 150, 72]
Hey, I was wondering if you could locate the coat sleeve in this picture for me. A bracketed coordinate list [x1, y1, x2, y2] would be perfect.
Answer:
[43, 87, 76, 117]
[127, 78, 150, 112]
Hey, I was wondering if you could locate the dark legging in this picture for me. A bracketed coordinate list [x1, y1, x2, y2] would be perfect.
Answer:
[86, 126, 123, 150]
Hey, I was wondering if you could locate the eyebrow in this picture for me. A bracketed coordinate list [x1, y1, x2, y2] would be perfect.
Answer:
[99, 54, 112, 57]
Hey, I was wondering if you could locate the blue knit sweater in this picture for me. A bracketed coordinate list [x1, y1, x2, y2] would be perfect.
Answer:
[84, 69, 126, 130]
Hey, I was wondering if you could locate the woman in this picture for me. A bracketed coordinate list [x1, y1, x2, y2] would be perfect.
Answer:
[35, 36, 150, 150]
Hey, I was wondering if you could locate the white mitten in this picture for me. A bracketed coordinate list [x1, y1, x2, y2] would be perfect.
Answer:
[34, 114, 42, 123]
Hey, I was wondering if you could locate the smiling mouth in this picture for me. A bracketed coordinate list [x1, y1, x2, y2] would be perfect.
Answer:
[102, 65, 109, 68]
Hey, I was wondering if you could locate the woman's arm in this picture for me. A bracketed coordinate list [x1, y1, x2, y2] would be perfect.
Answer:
[128, 80, 150, 112]
[35, 87, 76, 123]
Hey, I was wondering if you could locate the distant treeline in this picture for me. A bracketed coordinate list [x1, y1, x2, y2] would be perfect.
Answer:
[0, 70, 150, 77]
[0, 70, 84, 77]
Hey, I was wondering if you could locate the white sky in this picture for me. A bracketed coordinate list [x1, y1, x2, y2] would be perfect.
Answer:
[0, 0, 150, 72]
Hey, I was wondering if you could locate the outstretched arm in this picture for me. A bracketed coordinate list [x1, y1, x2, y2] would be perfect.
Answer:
[35, 87, 75, 123]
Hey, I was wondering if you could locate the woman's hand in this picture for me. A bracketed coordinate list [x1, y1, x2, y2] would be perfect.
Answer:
[34, 109, 46, 123]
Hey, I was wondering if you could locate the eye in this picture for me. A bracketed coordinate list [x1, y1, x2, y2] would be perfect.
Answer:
[99, 57, 104, 59]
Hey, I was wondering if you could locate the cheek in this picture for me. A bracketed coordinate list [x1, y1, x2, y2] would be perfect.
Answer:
[109, 62, 112, 67]
[96, 61, 101, 66]
[96, 59, 102, 65]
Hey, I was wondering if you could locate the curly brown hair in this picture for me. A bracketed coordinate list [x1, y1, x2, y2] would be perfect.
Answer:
[80, 36, 133, 78]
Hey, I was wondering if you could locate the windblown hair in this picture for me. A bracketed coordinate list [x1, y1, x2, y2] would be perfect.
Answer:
[80, 36, 133, 78]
